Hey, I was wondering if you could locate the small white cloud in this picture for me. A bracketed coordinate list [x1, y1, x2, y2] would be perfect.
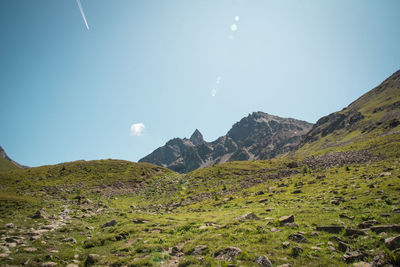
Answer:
[130, 123, 145, 136]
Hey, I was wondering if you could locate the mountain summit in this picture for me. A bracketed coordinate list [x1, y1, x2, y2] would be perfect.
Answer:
[139, 112, 313, 173]
[189, 129, 204, 146]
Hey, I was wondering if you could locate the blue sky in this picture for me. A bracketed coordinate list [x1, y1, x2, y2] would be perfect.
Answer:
[0, 0, 399, 167]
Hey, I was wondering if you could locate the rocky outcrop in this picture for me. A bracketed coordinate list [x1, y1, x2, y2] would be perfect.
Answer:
[139, 112, 312, 173]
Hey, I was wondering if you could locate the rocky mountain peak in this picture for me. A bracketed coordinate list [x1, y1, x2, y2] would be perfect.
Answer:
[139, 113, 313, 173]
[189, 129, 204, 146]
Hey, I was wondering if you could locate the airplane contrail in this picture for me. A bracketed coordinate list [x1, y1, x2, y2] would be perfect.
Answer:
[76, 0, 89, 30]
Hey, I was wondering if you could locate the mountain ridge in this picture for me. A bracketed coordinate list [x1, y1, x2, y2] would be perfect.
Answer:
[139, 112, 313, 173]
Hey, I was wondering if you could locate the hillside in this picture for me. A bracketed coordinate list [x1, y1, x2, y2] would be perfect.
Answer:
[0, 146, 24, 172]
[0, 71, 399, 266]
[296, 69, 400, 157]
[139, 112, 312, 173]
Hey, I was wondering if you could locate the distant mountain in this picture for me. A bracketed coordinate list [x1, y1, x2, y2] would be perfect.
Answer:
[139, 112, 313, 173]
[297, 69, 400, 155]
[0, 146, 25, 171]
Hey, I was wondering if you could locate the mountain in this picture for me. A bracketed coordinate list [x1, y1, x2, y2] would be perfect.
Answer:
[139, 112, 313, 173]
[296, 69, 400, 156]
[0, 146, 25, 171]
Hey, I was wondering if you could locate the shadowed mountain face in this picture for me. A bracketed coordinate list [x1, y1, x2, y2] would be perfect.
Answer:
[297, 69, 400, 153]
[139, 112, 313, 173]
[0, 146, 25, 171]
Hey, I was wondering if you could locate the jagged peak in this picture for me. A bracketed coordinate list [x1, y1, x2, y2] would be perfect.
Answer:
[189, 129, 204, 146]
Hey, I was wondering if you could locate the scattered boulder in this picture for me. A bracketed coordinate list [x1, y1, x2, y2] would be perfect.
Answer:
[291, 246, 303, 257]
[24, 247, 38, 252]
[343, 251, 363, 263]
[102, 220, 117, 228]
[288, 233, 307, 243]
[41, 262, 57, 267]
[345, 228, 366, 236]
[370, 224, 400, 233]
[358, 220, 379, 229]
[214, 247, 242, 261]
[62, 238, 77, 243]
[353, 262, 372, 267]
[192, 245, 209, 255]
[331, 196, 345, 205]
[255, 191, 265, 196]
[30, 210, 49, 219]
[254, 255, 272, 267]
[233, 212, 260, 221]
[339, 214, 354, 220]
[85, 254, 100, 265]
[316, 225, 345, 234]
[385, 235, 400, 250]
[391, 207, 400, 213]
[282, 241, 290, 248]
[4, 223, 14, 228]
[279, 215, 294, 225]
[338, 241, 350, 252]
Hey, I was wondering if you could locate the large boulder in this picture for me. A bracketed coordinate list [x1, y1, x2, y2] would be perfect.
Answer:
[214, 247, 242, 261]
[385, 235, 400, 250]
[255, 255, 272, 266]
[233, 212, 260, 221]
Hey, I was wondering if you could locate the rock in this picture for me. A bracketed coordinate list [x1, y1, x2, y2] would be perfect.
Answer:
[62, 237, 77, 243]
[311, 246, 321, 251]
[66, 265, 79, 267]
[282, 241, 290, 248]
[214, 247, 242, 261]
[277, 265, 291, 267]
[291, 190, 302, 194]
[338, 241, 350, 252]
[345, 228, 366, 236]
[255, 191, 265, 196]
[254, 255, 272, 266]
[327, 246, 336, 252]
[385, 235, 400, 250]
[258, 198, 268, 203]
[4, 223, 14, 228]
[41, 262, 57, 267]
[331, 196, 345, 205]
[288, 233, 307, 243]
[233, 212, 260, 221]
[283, 222, 299, 228]
[358, 220, 380, 229]
[30, 210, 49, 219]
[279, 215, 294, 225]
[169, 246, 182, 256]
[85, 254, 100, 265]
[102, 220, 117, 228]
[380, 172, 392, 177]
[339, 214, 354, 220]
[270, 227, 280, 232]
[24, 247, 38, 252]
[316, 225, 345, 233]
[132, 218, 147, 224]
[353, 262, 372, 267]
[392, 207, 400, 213]
[370, 224, 400, 233]
[192, 245, 208, 255]
[343, 251, 363, 263]
[291, 246, 303, 256]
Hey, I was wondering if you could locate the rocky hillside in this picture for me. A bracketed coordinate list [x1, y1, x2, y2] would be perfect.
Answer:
[296, 69, 400, 156]
[139, 112, 313, 173]
[0, 146, 25, 171]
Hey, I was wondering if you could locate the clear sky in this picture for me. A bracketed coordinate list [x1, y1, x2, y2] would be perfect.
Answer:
[0, 0, 399, 167]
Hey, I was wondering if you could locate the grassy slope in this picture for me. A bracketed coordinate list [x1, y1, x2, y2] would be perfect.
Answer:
[0, 158, 20, 172]
[294, 70, 400, 158]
